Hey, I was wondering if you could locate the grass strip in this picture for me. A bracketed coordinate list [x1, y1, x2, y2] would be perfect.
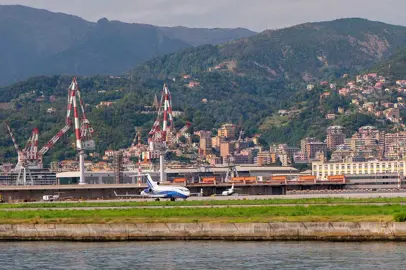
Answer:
[0, 204, 405, 224]
[2, 197, 406, 209]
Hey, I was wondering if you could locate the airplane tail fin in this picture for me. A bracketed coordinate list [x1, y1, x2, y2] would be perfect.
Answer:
[145, 174, 157, 189]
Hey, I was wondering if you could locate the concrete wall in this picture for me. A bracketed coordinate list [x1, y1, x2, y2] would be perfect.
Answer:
[1, 222, 406, 241]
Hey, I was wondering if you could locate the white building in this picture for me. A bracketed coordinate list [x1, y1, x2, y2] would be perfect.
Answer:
[312, 160, 406, 180]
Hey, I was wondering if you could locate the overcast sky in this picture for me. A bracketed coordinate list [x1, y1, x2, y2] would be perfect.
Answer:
[0, 0, 405, 31]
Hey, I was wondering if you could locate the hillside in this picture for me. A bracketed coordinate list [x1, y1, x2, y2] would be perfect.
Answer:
[0, 72, 288, 163]
[158, 26, 255, 46]
[0, 5, 255, 85]
[134, 18, 406, 82]
[3, 18, 406, 163]
[372, 48, 406, 79]
[2, 57, 406, 164]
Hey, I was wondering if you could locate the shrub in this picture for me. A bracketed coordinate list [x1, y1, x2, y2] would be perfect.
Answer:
[394, 213, 406, 222]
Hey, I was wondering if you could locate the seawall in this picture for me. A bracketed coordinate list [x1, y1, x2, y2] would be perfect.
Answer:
[1, 222, 406, 241]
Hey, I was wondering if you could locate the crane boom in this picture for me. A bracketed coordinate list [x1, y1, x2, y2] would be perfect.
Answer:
[39, 125, 71, 156]
[4, 121, 21, 153]
[171, 122, 191, 144]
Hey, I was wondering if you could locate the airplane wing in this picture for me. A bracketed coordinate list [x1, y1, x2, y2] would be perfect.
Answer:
[146, 194, 169, 198]
[114, 191, 144, 197]
[114, 191, 168, 198]
[232, 193, 250, 196]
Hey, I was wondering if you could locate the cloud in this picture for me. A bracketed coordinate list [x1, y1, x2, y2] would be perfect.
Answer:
[0, 0, 405, 31]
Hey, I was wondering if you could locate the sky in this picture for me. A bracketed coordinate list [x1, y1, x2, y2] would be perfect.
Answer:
[0, 0, 405, 31]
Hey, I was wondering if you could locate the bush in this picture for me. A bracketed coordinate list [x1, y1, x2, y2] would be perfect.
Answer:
[394, 213, 406, 222]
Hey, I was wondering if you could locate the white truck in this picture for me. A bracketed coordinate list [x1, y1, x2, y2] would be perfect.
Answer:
[42, 194, 60, 202]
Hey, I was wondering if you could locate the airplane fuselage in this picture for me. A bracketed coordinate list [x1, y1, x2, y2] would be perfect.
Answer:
[141, 186, 190, 199]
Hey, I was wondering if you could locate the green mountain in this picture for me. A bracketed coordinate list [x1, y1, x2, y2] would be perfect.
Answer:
[158, 26, 255, 46]
[0, 5, 255, 86]
[2, 18, 406, 163]
[372, 48, 406, 79]
[134, 18, 406, 82]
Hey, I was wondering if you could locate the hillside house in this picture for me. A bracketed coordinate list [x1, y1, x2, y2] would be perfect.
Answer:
[320, 81, 329, 86]
[319, 92, 331, 100]
[187, 81, 200, 88]
[306, 84, 315, 90]
[339, 88, 350, 96]
[396, 80, 406, 87]
[96, 101, 115, 108]
[47, 108, 56, 114]
[325, 114, 336, 120]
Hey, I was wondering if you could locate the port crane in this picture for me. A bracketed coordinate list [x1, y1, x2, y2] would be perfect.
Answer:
[5, 77, 94, 185]
[148, 83, 174, 182]
[4, 122, 36, 185]
[63, 77, 95, 184]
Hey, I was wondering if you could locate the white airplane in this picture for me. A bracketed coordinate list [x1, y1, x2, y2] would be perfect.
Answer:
[114, 174, 191, 201]
[220, 184, 249, 196]
[222, 184, 236, 196]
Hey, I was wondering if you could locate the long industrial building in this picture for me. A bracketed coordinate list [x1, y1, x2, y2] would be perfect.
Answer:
[312, 160, 406, 189]
[55, 165, 299, 184]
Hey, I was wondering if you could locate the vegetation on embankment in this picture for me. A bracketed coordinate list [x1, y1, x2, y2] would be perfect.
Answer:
[3, 197, 406, 209]
[1, 205, 406, 224]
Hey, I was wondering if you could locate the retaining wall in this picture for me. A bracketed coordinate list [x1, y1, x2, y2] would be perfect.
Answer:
[1, 222, 406, 241]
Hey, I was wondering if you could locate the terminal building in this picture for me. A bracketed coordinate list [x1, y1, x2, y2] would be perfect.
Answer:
[55, 165, 300, 184]
[312, 160, 406, 189]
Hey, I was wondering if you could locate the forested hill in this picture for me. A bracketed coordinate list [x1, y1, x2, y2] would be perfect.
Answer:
[158, 26, 255, 46]
[3, 18, 406, 162]
[372, 48, 406, 79]
[0, 5, 255, 86]
[133, 18, 406, 82]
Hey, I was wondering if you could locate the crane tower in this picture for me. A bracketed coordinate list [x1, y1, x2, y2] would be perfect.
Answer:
[65, 77, 95, 184]
[4, 78, 94, 185]
[148, 83, 174, 182]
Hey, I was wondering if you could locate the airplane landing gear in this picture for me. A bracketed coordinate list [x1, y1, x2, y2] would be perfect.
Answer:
[155, 198, 160, 202]
[170, 197, 176, 202]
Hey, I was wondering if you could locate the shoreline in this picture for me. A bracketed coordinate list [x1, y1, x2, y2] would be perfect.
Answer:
[1, 222, 406, 241]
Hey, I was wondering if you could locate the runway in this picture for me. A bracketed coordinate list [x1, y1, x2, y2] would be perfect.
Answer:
[1, 191, 405, 211]
[112, 191, 406, 202]
[2, 201, 406, 211]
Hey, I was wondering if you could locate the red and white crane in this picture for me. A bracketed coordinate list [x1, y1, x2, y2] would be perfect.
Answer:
[5, 77, 94, 185]
[148, 83, 175, 182]
[36, 78, 94, 172]
[63, 77, 95, 184]
[148, 83, 174, 146]
[4, 122, 35, 185]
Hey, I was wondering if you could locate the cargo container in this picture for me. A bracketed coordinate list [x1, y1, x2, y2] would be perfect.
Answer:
[173, 177, 187, 183]
[201, 177, 216, 183]
[231, 177, 245, 182]
[231, 176, 257, 183]
[327, 175, 345, 183]
[299, 175, 316, 181]
[271, 176, 287, 181]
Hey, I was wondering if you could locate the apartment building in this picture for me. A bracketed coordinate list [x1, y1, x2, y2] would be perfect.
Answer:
[326, 126, 345, 150]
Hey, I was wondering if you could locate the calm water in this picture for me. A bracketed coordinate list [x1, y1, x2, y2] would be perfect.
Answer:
[0, 241, 405, 270]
